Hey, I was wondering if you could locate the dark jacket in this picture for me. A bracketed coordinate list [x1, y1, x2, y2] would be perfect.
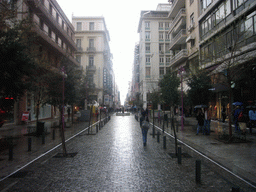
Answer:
[197, 112, 205, 126]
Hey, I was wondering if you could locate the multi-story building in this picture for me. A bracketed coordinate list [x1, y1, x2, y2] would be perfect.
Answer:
[186, 0, 200, 74]
[130, 43, 140, 107]
[1, 0, 78, 124]
[198, 0, 256, 118]
[138, 4, 172, 109]
[72, 16, 115, 108]
[167, 0, 187, 72]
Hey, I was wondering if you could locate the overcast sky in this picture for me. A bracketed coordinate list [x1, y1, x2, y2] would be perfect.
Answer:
[56, 0, 169, 105]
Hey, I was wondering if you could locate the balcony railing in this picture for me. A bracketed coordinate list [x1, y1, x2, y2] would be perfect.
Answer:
[169, 29, 187, 50]
[87, 47, 96, 53]
[169, 49, 188, 67]
[169, 8, 186, 32]
[76, 47, 83, 52]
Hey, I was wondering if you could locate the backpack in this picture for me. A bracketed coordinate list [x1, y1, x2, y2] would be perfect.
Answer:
[142, 120, 149, 129]
[238, 111, 244, 122]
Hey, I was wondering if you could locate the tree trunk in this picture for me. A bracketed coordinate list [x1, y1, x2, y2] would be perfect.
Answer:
[60, 105, 67, 157]
[171, 106, 178, 156]
[228, 87, 233, 139]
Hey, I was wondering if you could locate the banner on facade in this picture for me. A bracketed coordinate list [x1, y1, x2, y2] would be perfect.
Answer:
[22, 111, 30, 121]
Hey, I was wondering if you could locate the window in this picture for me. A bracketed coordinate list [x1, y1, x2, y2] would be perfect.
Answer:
[191, 39, 195, 47]
[190, 13, 195, 25]
[76, 39, 81, 48]
[89, 22, 94, 30]
[254, 15, 256, 34]
[245, 16, 253, 37]
[76, 55, 81, 63]
[159, 56, 164, 63]
[165, 32, 170, 40]
[145, 43, 150, 52]
[146, 56, 151, 63]
[159, 43, 164, 53]
[225, 0, 231, 16]
[145, 32, 150, 40]
[165, 22, 170, 29]
[146, 67, 151, 78]
[89, 56, 94, 66]
[77, 22, 82, 31]
[166, 56, 170, 63]
[56, 13, 59, 24]
[165, 43, 169, 52]
[145, 21, 150, 28]
[159, 22, 164, 29]
[159, 67, 165, 77]
[89, 39, 94, 48]
[159, 32, 164, 40]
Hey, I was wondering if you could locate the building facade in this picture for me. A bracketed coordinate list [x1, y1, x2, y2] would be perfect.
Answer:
[72, 16, 115, 108]
[198, 0, 256, 118]
[138, 4, 172, 109]
[1, 0, 79, 124]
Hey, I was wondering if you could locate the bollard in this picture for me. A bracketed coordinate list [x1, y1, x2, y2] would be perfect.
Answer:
[8, 144, 13, 161]
[52, 129, 55, 140]
[28, 137, 32, 152]
[8, 137, 13, 161]
[157, 131, 160, 143]
[178, 147, 182, 164]
[42, 132, 45, 145]
[96, 124, 98, 133]
[231, 187, 240, 192]
[153, 126, 155, 138]
[196, 160, 201, 184]
[163, 136, 166, 149]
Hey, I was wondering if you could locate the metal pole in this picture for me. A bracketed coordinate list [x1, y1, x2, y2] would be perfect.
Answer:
[178, 147, 181, 164]
[196, 160, 201, 184]
[180, 66, 184, 131]
[163, 136, 166, 149]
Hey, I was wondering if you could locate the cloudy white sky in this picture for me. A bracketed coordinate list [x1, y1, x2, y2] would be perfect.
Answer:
[56, 0, 169, 104]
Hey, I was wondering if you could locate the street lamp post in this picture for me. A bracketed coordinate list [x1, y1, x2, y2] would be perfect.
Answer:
[179, 66, 185, 131]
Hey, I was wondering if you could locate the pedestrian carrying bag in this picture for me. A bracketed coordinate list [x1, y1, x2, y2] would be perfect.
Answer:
[142, 120, 149, 129]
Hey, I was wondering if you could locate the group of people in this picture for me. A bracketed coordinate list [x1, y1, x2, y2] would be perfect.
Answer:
[196, 107, 211, 135]
[233, 105, 256, 133]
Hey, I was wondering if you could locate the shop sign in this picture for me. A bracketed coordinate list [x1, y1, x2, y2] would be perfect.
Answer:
[22, 111, 29, 121]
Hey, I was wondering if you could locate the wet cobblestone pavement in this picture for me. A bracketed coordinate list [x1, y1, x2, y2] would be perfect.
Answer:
[0, 114, 255, 191]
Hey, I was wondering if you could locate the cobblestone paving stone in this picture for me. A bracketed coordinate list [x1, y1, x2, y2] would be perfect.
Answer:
[0, 115, 255, 191]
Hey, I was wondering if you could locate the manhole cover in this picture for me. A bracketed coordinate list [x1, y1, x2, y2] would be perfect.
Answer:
[53, 152, 78, 158]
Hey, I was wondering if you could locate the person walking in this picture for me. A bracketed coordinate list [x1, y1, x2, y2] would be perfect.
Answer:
[222, 106, 226, 123]
[140, 108, 149, 146]
[249, 106, 256, 134]
[234, 106, 242, 132]
[204, 107, 212, 135]
[196, 108, 205, 135]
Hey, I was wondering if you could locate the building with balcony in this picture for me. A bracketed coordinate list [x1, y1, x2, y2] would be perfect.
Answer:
[72, 16, 115, 108]
[137, 4, 172, 109]
[1, 0, 79, 124]
[167, 0, 188, 72]
[198, 0, 256, 118]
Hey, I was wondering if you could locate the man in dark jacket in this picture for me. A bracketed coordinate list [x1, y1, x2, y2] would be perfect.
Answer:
[196, 108, 205, 135]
